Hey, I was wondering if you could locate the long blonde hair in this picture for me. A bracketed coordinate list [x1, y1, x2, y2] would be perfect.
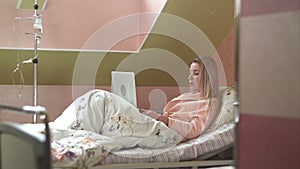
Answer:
[192, 56, 219, 100]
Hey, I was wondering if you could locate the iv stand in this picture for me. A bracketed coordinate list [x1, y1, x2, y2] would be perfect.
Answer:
[32, 0, 42, 123]
[32, 36, 38, 123]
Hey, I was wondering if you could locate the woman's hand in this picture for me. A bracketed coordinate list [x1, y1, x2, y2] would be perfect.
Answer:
[157, 115, 169, 126]
[140, 109, 160, 119]
[140, 109, 169, 125]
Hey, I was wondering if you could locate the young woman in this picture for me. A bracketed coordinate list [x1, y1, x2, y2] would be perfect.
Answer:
[141, 56, 220, 141]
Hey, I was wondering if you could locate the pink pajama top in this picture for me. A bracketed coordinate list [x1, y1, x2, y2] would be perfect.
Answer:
[162, 92, 218, 141]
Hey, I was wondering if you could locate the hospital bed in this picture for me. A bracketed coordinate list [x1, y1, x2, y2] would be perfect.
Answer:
[0, 87, 236, 169]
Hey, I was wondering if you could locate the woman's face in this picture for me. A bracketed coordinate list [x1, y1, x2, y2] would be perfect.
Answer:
[189, 62, 201, 92]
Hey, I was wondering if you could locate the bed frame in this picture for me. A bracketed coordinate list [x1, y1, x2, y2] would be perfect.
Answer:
[93, 160, 234, 169]
[91, 147, 234, 169]
[0, 104, 51, 169]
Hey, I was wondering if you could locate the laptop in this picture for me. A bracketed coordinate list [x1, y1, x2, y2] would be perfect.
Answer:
[111, 71, 137, 107]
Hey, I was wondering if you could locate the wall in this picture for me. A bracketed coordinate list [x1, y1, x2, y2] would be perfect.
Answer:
[0, 0, 236, 123]
[238, 0, 300, 168]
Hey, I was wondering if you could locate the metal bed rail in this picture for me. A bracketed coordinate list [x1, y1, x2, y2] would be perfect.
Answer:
[0, 103, 51, 169]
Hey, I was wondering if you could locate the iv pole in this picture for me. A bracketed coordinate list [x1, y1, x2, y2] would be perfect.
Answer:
[32, 0, 42, 123]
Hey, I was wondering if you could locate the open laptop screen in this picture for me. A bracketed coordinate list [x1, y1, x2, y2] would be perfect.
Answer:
[111, 71, 137, 107]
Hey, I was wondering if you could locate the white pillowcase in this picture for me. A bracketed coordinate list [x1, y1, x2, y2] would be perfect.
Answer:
[208, 86, 236, 131]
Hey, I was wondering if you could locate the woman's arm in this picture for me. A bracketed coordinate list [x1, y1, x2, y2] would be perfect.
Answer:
[157, 115, 169, 125]
[140, 109, 169, 125]
[168, 115, 205, 140]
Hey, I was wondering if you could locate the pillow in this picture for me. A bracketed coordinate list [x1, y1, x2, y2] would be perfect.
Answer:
[208, 86, 236, 130]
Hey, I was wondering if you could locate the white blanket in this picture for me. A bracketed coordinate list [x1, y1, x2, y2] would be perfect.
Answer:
[48, 89, 182, 168]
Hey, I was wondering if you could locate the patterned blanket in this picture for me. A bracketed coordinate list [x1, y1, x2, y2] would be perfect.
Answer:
[45, 89, 182, 168]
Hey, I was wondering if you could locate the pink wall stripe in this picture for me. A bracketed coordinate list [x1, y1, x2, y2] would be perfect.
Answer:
[238, 114, 300, 169]
[0, 0, 167, 52]
[242, 0, 300, 17]
[216, 25, 236, 87]
[0, 85, 181, 123]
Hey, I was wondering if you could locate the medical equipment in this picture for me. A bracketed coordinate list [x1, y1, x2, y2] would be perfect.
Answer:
[12, 0, 43, 123]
